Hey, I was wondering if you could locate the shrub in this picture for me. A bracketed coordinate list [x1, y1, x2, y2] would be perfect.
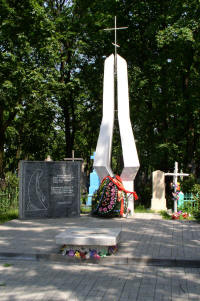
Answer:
[0, 173, 19, 213]
[191, 184, 200, 219]
[181, 175, 196, 193]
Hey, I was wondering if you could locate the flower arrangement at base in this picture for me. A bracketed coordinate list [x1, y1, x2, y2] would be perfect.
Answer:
[92, 175, 138, 218]
[172, 211, 189, 220]
[60, 245, 118, 258]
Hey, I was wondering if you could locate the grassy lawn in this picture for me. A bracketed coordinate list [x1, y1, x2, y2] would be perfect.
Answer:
[134, 204, 155, 213]
[0, 209, 18, 224]
[80, 205, 91, 214]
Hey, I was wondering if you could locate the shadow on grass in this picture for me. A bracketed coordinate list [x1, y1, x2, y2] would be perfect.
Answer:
[0, 209, 18, 224]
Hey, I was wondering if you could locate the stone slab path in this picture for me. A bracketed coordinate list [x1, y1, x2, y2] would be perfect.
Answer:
[0, 213, 200, 263]
[0, 213, 200, 300]
[0, 259, 200, 300]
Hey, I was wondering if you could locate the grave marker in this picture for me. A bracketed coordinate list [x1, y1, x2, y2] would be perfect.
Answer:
[19, 160, 81, 219]
[151, 170, 167, 211]
[165, 161, 189, 212]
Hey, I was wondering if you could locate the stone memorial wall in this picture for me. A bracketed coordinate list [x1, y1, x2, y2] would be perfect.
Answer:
[19, 161, 81, 219]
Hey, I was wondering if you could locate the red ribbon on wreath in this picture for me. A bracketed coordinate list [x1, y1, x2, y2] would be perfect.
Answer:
[100, 175, 138, 216]
[101, 175, 138, 201]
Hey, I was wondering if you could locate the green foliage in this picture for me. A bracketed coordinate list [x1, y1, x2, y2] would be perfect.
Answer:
[0, 209, 18, 224]
[191, 184, 200, 219]
[181, 175, 196, 193]
[178, 201, 196, 216]
[159, 210, 172, 220]
[5, 172, 19, 189]
[0, 172, 18, 213]
[3, 263, 12, 267]
[177, 183, 200, 220]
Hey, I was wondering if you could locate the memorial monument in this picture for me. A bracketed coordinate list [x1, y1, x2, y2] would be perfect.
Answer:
[19, 160, 81, 219]
[93, 17, 140, 215]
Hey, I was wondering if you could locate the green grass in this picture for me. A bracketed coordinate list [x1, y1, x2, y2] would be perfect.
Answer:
[159, 210, 172, 220]
[80, 205, 91, 214]
[3, 263, 12, 267]
[0, 209, 18, 224]
[134, 204, 155, 213]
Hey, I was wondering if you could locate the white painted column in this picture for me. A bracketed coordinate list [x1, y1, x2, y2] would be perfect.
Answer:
[94, 54, 115, 180]
[117, 54, 140, 215]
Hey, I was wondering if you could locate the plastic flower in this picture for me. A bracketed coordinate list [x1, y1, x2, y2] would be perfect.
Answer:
[68, 250, 75, 257]
[74, 251, 81, 258]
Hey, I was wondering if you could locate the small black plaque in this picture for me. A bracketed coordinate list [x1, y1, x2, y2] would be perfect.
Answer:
[19, 161, 81, 219]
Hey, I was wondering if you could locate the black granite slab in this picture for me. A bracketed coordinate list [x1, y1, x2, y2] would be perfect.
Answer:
[19, 161, 81, 219]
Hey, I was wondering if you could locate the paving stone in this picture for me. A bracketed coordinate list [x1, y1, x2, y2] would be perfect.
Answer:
[1, 215, 200, 301]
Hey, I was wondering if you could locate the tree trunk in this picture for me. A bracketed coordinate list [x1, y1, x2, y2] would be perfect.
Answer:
[63, 104, 73, 158]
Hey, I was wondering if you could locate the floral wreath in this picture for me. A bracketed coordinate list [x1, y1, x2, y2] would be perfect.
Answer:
[92, 175, 138, 217]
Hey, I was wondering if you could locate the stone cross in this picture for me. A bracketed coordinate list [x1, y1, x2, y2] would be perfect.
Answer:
[165, 162, 189, 212]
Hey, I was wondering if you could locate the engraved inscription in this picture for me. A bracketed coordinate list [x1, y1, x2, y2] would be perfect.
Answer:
[51, 173, 74, 196]
[53, 175, 74, 184]
[51, 185, 74, 195]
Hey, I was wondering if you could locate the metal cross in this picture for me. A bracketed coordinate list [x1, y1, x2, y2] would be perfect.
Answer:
[104, 16, 128, 61]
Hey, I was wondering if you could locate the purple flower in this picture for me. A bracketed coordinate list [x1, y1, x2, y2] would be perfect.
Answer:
[99, 207, 103, 212]
[103, 208, 107, 212]
[108, 205, 112, 209]
[68, 250, 75, 257]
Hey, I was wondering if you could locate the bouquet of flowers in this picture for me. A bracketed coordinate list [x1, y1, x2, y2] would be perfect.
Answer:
[172, 211, 189, 220]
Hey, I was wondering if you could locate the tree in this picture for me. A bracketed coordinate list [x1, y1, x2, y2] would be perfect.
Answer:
[0, 0, 58, 177]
